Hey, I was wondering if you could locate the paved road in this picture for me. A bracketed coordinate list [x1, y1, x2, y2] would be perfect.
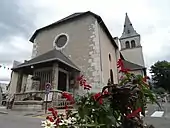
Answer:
[142, 103, 170, 128]
[0, 103, 170, 128]
[0, 112, 42, 128]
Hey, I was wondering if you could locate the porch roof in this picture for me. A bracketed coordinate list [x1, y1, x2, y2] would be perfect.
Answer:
[12, 49, 80, 71]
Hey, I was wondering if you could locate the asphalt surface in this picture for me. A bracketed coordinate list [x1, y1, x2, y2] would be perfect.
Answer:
[0, 103, 170, 128]
[143, 103, 170, 128]
[0, 113, 42, 128]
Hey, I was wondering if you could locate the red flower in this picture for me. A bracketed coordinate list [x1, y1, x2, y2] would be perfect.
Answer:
[93, 92, 103, 105]
[79, 79, 87, 87]
[117, 59, 124, 69]
[48, 108, 54, 112]
[117, 59, 130, 73]
[126, 107, 142, 119]
[84, 84, 92, 90]
[52, 111, 58, 119]
[77, 75, 84, 81]
[47, 108, 58, 120]
[55, 118, 60, 125]
[103, 90, 109, 95]
[62, 92, 75, 104]
[49, 117, 54, 122]
[46, 116, 54, 122]
[85, 84, 92, 88]
[79, 80, 84, 86]
[77, 75, 92, 90]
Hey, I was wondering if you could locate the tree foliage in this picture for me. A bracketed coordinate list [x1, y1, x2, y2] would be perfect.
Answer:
[150, 60, 170, 91]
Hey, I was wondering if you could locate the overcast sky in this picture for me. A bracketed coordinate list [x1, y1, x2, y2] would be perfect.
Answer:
[0, 0, 170, 83]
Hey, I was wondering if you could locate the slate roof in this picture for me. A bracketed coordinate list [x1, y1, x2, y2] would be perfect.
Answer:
[12, 49, 80, 71]
[123, 60, 146, 70]
[29, 11, 118, 49]
[120, 13, 139, 39]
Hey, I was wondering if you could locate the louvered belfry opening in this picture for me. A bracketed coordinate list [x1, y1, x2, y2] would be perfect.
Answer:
[33, 67, 53, 90]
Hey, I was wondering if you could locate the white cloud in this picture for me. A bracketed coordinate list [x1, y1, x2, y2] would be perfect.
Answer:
[0, 64, 12, 83]
[0, 36, 32, 82]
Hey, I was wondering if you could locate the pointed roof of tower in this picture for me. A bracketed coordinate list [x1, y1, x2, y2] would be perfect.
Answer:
[120, 13, 139, 39]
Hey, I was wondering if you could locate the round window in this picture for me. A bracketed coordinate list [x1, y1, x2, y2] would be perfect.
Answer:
[54, 34, 68, 49]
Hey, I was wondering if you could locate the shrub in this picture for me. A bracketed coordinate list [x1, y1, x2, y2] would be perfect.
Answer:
[41, 59, 158, 128]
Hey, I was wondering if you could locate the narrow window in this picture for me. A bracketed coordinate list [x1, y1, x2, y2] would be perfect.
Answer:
[109, 54, 111, 62]
[125, 41, 130, 48]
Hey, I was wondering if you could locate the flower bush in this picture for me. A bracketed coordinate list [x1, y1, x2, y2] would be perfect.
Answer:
[41, 59, 158, 128]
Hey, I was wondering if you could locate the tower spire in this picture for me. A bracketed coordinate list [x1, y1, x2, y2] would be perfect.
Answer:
[120, 13, 139, 39]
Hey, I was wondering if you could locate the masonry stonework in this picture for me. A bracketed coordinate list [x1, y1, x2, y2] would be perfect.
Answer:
[25, 39, 38, 92]
[31, 39, 38, 58]
[52, 63, 59, 90]
[88, 20, 102, 92]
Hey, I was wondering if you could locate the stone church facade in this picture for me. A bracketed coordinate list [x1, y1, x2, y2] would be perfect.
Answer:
[8, 11, 146, 110]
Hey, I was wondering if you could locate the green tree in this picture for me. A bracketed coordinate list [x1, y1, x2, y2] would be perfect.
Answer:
[150, 60, 170, 91]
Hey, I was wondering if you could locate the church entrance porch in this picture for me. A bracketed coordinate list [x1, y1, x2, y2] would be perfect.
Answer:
[10, 49, 80, 111]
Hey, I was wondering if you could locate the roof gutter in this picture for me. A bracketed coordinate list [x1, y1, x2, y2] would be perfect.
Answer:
[12, 58, 80, 72]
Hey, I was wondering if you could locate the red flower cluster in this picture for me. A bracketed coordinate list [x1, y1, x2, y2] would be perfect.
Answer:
[77, 75, 92, 90]
[117, 59, 130, 73]
[93, 92, 103, 104]
[93, 90, 109, 105]
[126, 107, 142, 119]
[46, 108, 60, 125]
[62, 92, 75, 104]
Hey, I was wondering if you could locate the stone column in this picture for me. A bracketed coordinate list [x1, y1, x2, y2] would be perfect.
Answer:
[9, 71, 18, 94]
[21, 74, 28, 93]
[16, 71, 23, 93]
[52, 63, 58, 90]
[26, 75, 33, 92]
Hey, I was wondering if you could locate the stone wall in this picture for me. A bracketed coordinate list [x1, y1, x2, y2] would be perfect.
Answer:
[87, 20, 102, 92]
[98, 22, 119, 87]
[13, 101, 43, 111]
[52, 63, 59, 90]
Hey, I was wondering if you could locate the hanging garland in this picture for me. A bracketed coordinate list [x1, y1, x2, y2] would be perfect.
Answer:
[0, 64, 11, 70]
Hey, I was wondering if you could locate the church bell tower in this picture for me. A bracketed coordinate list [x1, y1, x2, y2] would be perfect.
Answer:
[119, 13, 145, 67]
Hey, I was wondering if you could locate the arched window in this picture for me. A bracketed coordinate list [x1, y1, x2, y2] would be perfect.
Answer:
[131, 40, 136, 48]
[125, 41, 130, 48]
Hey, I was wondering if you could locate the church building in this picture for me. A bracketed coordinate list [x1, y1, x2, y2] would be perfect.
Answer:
[8, 11, 146, 110]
